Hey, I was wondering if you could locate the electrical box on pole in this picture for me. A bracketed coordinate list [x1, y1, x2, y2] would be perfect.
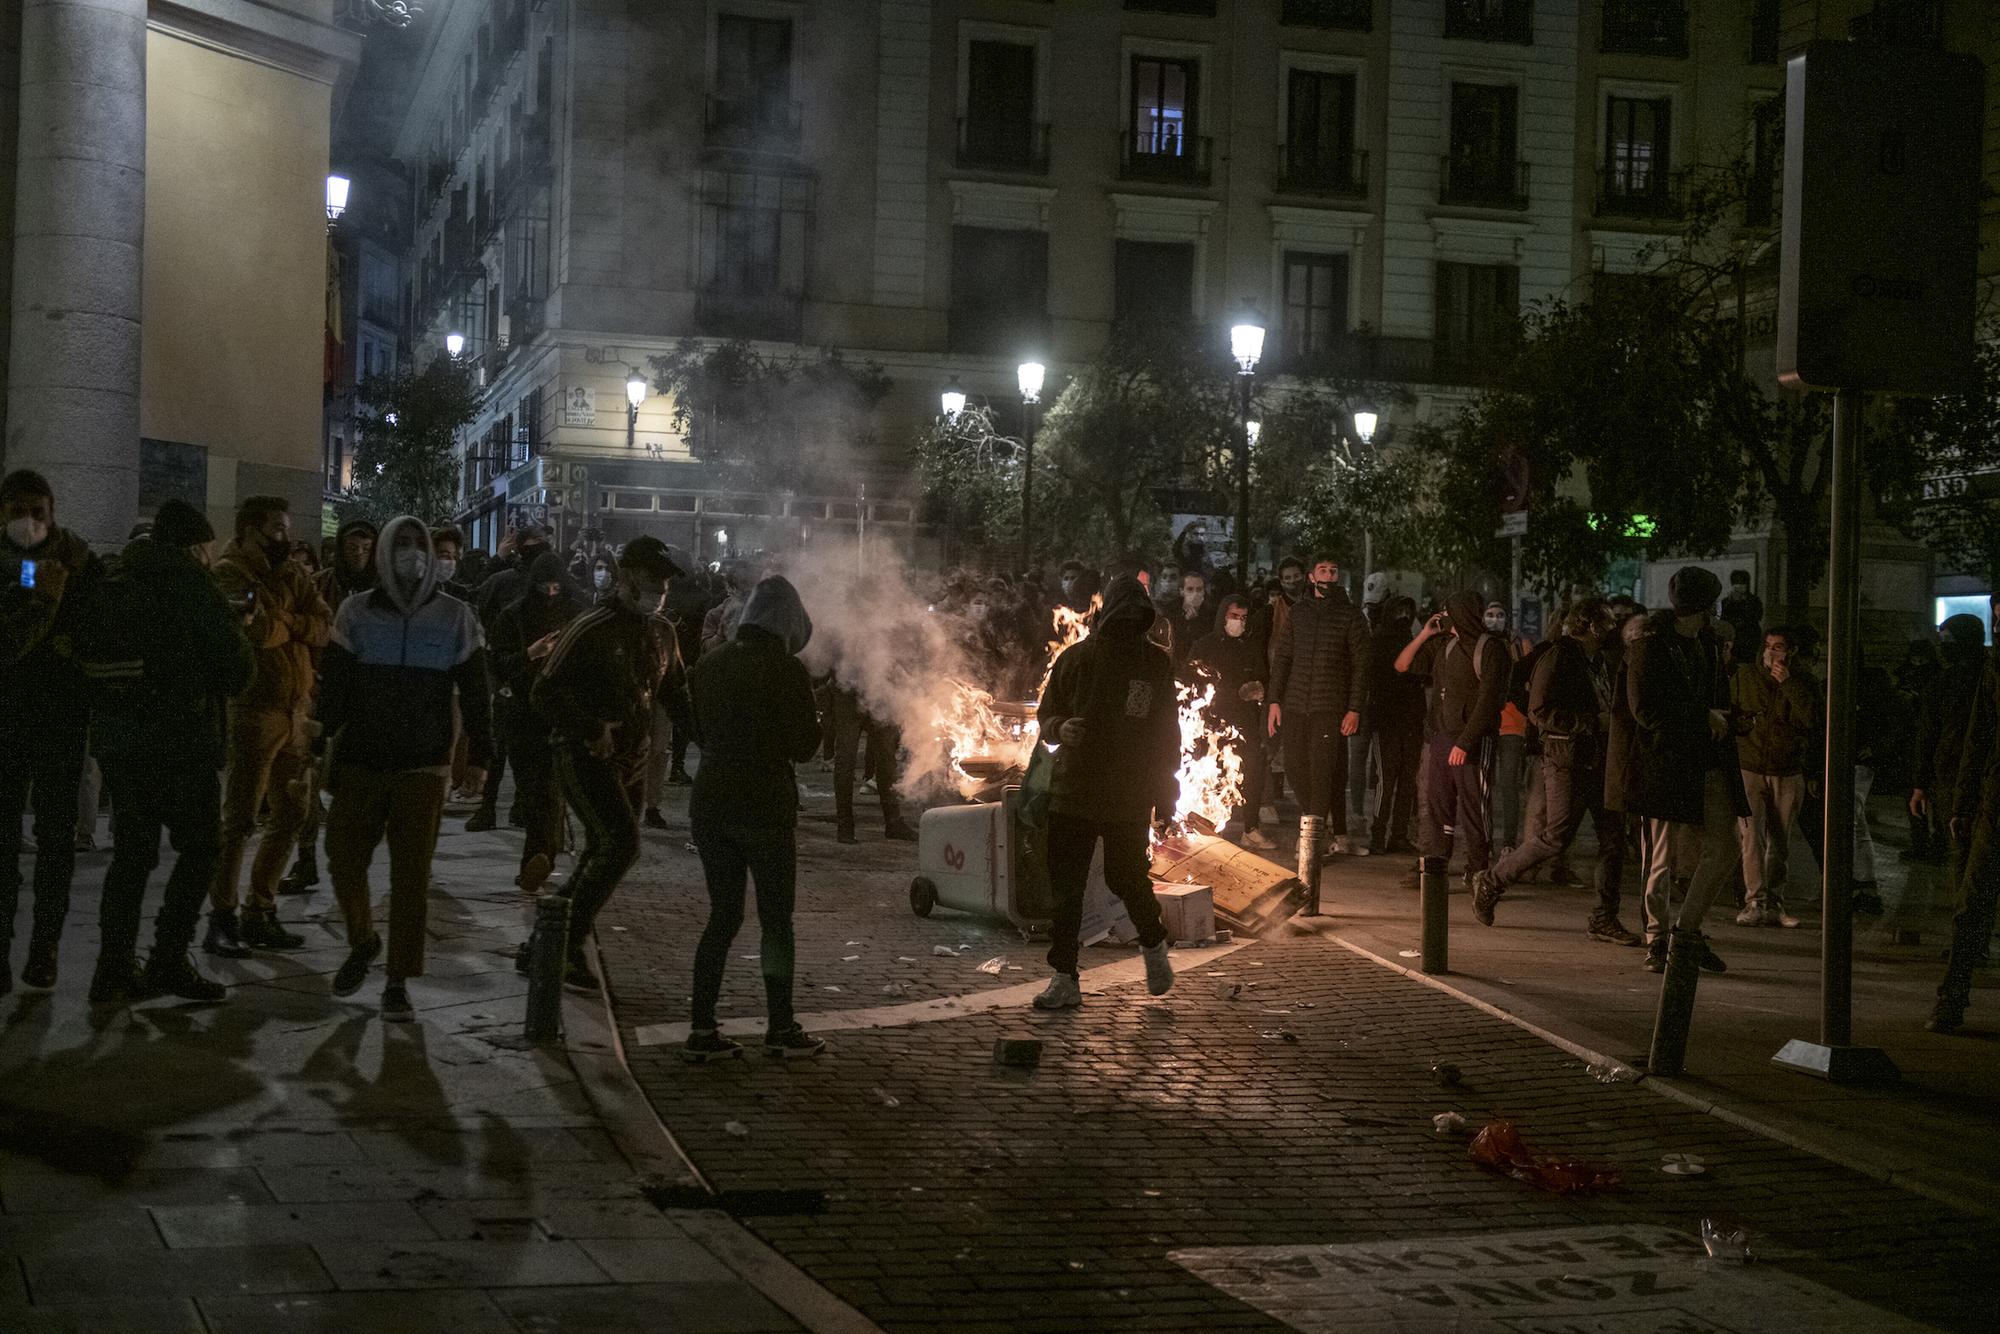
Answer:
[1776, 40, 1983, 394]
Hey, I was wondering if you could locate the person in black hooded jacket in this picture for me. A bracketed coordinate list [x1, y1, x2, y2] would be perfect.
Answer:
[1396, 588, 1507, 886]
[1910, 612, 1986, 890]
[1029, 576, 1180, 1011]
[1187, 594, 1272, 848]
[488, 551, 586, 895]
[684, 575, 826, 1061]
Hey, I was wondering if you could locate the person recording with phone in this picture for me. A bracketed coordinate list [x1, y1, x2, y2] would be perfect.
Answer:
[0, 469, 102, 993]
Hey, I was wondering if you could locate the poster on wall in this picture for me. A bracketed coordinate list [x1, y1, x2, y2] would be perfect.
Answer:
[562, 385, 596, 427]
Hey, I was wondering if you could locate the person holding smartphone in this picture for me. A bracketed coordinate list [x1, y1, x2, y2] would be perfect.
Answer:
[0, 469, 102, 993]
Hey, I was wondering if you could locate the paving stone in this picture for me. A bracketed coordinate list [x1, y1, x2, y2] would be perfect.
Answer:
[418, 1196, 689, 1241]
[198, 1289, 519, 1333]
[492, 1280, 802, 1332]
[574, 1236, 737, 1283]
[2, 1298, 206, 1334]
[256, 1160, 638, 1204]
[23, 1244, 332, 1300]
[0, 1168, 275, 1214]
[0, 1208, 164, 1258]
[150, 1201, 436, 1249]
[312, 1238, 609, 1289]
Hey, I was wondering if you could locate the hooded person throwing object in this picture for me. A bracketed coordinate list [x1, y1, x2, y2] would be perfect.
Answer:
[1030, 576, 1179, 1010]
[319, 517, 493, 1021]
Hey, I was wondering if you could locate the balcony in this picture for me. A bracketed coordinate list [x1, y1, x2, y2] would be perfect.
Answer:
[1443, 0, 1533, 44]
[1119, 130, 1213, 187]
[1275, 145, 1368, 198]
[705, 95, 803, 152]
[1601, 1, 1688, 56]
[1277, 330, 1438, 381]
[508, 294, 547, 347]
[1595, 167, 1685, 220]
[1439, 155, 1530, 209]
[695, 285, 804, 341]
[1281, 0, 1371, 30]
[956, 118, 1051, 175]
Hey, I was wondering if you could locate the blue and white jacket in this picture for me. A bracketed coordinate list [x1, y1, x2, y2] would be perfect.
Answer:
[317, 515, 493, 775]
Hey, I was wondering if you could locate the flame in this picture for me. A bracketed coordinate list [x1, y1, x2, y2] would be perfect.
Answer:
[934, 678, 1035, 798]
[1171, 681, 1246, 831]
[1037, 596, 1100, 698]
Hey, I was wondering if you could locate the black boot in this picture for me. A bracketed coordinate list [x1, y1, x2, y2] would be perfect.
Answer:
[240, 912, 305, 951]
[88, 956, 144, 1005]
[139, 953, 227, 1003]
[20, 940, 58, 991]
[203, 909, 253, 959]
[280, 847, 320, 894]
[465, 805, 497, 833]
[642, 807, 669, 830]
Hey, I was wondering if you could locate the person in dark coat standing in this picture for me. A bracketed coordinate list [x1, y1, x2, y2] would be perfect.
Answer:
[1396, 589, 1507, 887]
[1030, 576, 1180, 1011]
[468, 525, 559, 832]
[77, 501, 253, 1003]
[1187, 594, 1272, 849]
[1366, 596, 1424, 855]
[1932, 599, 2000, 1034]
[1605, 566, 1748, 974]
[1268, 557, 1368, 857]
[1163, 569, 1213, 671]
[1910, 612, 1988, 894]
[683, 576, 826, 1061]
[488, 551, 586, 896]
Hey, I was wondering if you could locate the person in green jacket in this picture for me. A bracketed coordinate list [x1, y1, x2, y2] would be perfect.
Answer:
[78, 500, 253, 1004]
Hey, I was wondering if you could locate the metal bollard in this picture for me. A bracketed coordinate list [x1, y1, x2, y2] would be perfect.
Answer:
[523, 893, 571, 1044]
[1647, 927, 1704, 1076]
[1418, 855, 1450, 975]
[1298, 816, 1325, 915]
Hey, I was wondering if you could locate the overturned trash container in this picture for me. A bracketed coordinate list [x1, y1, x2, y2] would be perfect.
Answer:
[910, 783, 1053, 930]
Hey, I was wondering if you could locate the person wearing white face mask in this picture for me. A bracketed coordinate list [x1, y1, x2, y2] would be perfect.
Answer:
[0, 469, 104, 993]
[592, 557, 614, 596]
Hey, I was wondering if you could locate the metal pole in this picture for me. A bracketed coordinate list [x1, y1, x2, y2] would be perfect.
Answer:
[1418, 855, 1449, 974]
[1820, 387, 1861, 1049]
[1363, 529, 1373, 597]
[523, 893, 571, 1043]
[1020, 404, 1036, 570]
[1297, 815, 1324, 915]
[1509, 534, 1522, 631]
[1236, 374, 1253, 585]
[1647, 926, 1704, 1076]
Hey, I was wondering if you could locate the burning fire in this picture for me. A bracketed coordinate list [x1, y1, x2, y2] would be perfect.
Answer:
[929, 592, 1246, 823]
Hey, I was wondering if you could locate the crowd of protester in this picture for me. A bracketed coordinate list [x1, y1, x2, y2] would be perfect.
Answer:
[1, 468, 1992, 1042]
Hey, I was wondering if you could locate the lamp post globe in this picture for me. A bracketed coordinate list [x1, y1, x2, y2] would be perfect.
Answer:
[325, 174, 351, 222]
[941, 381, 966, 419]
[445, 331, 465, 359]
[1353, 410, 1378, 445]
[1016, 360, 1045, 404]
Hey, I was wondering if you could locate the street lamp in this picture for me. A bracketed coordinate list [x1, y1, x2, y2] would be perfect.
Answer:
[445, 331, 465, 359]
[1229, 313, 1265, 583]
[1017, 360, 1045, 571]
[325, 174, 351, 223]
[940, 380, 967, 420]
[1353, 410, 1378, 445]
[626, 371, 648, 451]
[1351, 407, 1380, 590]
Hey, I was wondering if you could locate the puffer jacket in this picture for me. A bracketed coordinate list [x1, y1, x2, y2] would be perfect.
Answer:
[1270, 583, 1367, 718]
[0, 522, 98, 712]
[212, 535, 331, 716]
[1605, 611, 1750, 823]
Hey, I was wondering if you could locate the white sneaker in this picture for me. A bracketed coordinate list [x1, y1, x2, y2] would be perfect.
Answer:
[1032, 973, 1081, 1010]
[1244, 828, 1277, 850]
[1335, 835, 1368, 857]
[1142, 941, 1174, 996]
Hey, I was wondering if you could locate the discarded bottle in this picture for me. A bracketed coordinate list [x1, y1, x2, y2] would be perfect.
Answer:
[1700, 1216, 1750, 1264]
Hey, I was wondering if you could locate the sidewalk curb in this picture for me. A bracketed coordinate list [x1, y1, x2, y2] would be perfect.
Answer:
[561, 948, 888, 1334]
[1323, 926, 2000, 1224]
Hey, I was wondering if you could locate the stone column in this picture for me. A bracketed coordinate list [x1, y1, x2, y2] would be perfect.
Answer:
[5, 0, 146, 550]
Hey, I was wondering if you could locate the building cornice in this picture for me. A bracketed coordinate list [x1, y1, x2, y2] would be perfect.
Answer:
[150, 0, 363, 85]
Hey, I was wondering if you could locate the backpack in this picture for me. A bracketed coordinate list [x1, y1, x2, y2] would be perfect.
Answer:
[74, 553, 163, 714]
[1507, 639, 1555, 715]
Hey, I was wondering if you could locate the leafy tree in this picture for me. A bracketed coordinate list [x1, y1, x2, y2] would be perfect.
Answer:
[648, 339, 891, 494]
[911, 403, 1025, 561]
[345, 356, 482, 525]
[1250, 374, 1415, 567]
[1874, 330, 2000, 585]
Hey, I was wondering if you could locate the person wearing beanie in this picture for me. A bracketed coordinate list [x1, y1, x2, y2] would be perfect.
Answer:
[74, 501, 252, 1003]
[1729, 627, 1819, 928]
[1605, 564, 1747, 975]
[523, 535, 692, 996]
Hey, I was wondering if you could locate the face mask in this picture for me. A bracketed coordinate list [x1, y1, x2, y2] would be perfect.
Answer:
[264, 536, 291, 565]
[1225, 617, 1246, 639]
[1184, 591, 1204, 612]
[5, 516, 47, 549]
[434, 558, 458, 584]
[593, 569, 612, 590]
[1484, 613, 1506, 632]
[392, 548, 429, 582]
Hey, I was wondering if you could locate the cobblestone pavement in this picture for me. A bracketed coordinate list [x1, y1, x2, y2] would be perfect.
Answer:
[599, 779, 1999, 1334]
[0, 796, 854, 1334]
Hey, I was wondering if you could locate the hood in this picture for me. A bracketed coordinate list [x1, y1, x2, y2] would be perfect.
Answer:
[1445, 589, 1486, 641]
[1096, 575, 1157, 638]
[335, 518, 378, 574]
[739, 575, 813, 655]
[117, 533, 196, 577]
[373, 515, 437, 616]
[525, 551, 569, 598]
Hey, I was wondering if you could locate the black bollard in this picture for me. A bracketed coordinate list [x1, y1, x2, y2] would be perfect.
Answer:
[1647, 926, 1704, 1076]
[523, 893, 571, 1044]
[1418, 855, 1450, 974]
[1298, 816, 1325, 915]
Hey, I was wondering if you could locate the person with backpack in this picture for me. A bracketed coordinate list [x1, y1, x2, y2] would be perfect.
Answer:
[1469, 599, 1639, 944]
[1395, 589, 1507, 890]
[79, 500, 253, 1003]
[487, 551, 584, 896]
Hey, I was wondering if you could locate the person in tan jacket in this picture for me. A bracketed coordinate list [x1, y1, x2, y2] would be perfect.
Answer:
[205, 496, 332, 956]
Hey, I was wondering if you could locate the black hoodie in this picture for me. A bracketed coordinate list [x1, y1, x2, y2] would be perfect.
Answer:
[489, 552, 586, 725]
[1410, 589, 1506, 747]
[1036, 576, 1180, 824]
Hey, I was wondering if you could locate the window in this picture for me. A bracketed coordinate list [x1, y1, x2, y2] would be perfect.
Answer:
[1443, 0, 1533, 44]
[697, 169, 810, 338]
[1282, 251, 1351, 362]
[1601, 1, 1688, 57]
[1129, 55, 1197, 158]
[1750, 0, 1780, 62]
[949, 227, 1049, 355]
[1282, 69, 1360, 194]
[1747, 97, 1782, 228]
[1113, 240, 1196, 328]
[1444, 83, 1524, 206]
[1435, 261, 1518, 373]
[1281, 0, 1371, 31]
[1602, 94, 1675, 214]
[711, 13, 797, 140]
[961, 41, 1044, 172]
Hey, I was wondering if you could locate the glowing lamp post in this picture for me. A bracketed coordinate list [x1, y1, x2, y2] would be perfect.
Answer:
[325, 174, 351, 224]
[1017, 360, 1045, 572]
[445, 331, 465, 359]
[940, 380, 967, 420]
[626, 372, 648, 452]
[1229, 315, 1265, 582]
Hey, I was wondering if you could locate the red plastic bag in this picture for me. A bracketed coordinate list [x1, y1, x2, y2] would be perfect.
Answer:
[1468, 1119, 1620, 1196]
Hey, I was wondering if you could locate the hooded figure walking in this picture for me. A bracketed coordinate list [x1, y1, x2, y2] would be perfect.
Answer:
[1030, 575, 1179, 1011]
[1395, 589, 1507, 889]
[319, 516, 493, 1021]
[682, 576, 827, 1061]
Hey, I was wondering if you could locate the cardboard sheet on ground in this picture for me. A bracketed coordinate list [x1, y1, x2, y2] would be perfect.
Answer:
[1149, 830, 1307, 936]
[1170, 1225, 1930, 1334]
